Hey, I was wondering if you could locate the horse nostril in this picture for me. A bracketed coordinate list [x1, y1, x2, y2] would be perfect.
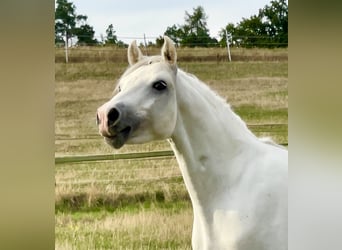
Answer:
[107, 107, 120, 127]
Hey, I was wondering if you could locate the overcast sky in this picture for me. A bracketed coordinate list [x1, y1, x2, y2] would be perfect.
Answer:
[70, 0, 272, 43]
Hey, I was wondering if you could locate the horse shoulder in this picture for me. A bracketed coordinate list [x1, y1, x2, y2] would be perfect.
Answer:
[226, 144, 288, 239]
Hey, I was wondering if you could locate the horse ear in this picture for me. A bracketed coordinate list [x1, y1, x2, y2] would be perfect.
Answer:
[161, 36, 177, 66]
[128, 40, 143, 65]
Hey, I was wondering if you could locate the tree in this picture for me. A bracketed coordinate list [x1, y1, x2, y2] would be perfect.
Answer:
[74, 24, 98, 46]
[55, 0, 78, 46]
[261, 0, 288, 46]
[105, 24, 118, 45]
[181, 6, 216, 47]
[160, 6, 217, 47]
[164, 25, 183, 46]
[220, 0, 288, 48]
[235, 15, 268, 47]
[184, 6, 208, 35]
[55, 0, 97, 46]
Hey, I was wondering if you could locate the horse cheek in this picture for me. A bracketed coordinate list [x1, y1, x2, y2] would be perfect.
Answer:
[152, 99, 176, 139]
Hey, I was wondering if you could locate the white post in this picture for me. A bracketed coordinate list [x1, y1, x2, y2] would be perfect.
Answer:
[143, 33, 148, 55]
[225, 29, 232, 62]
[65, 32, 69, 63]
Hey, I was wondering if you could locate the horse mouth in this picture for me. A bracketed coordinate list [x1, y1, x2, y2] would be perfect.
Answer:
[104, 126, 132, 149]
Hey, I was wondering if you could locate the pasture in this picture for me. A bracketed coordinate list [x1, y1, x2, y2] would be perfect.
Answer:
[55, 46, 287, 249]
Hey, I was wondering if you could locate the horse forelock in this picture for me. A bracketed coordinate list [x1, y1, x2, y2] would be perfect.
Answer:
[122, 56, 163, 78]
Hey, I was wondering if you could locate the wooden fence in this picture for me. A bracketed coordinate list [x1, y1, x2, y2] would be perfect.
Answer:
[55, 123, 287, 165]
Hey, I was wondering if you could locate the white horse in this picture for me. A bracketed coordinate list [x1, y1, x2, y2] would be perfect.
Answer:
[97, 36, 287, 250]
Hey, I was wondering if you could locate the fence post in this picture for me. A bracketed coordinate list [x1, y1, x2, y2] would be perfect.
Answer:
[143, 33, 148, 55]
[65, 32, 69, 63]
[225, 30, 232, 62]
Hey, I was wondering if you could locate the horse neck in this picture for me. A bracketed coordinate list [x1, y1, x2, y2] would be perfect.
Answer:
[169, 70, 257, 209]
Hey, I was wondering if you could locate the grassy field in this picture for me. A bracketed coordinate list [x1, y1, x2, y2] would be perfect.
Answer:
[55, 46, 287, 249]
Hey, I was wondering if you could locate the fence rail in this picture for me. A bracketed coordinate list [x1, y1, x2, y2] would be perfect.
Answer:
[55, 124, 288, 141]
[56, 175, 183, 186]
[57, 34, 288, 47]
[55, 150, 175, 164]
[55, 123, 287, 164]
[55, 143, 288, 165]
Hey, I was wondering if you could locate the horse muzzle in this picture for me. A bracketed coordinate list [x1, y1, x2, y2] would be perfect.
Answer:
[96, 103, 138, 149]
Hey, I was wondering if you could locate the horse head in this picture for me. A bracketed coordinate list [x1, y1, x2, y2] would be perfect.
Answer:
[96, 36, 178, 149]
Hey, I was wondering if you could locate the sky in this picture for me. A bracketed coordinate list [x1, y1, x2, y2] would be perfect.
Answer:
[70, 0, 272, 44]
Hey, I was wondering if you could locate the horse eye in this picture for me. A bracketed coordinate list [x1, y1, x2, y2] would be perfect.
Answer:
[118, 86, 121, 92]
[152, 81, 167, 91]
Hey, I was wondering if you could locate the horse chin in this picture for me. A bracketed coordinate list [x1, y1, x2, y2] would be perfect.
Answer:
[104, 126, 131, 149]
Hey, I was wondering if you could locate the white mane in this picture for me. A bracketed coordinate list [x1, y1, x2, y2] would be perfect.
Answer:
[174, 69, 258, 145]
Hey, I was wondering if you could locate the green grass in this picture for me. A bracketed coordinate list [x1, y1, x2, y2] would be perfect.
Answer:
[234, 105, 288, 122]
[55, 62, 127, 81]
[179, 61, 288, 80]
[55, 47, 287, 249]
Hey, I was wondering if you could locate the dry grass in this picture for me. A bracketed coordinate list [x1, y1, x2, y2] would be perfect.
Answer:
[56, 206, 192, 249]
[55, 46, 288, 63]
[55, 157, 188, 211]
[207, 77, 288, 109]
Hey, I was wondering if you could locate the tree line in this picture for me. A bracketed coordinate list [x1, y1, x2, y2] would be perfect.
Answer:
[55, 0, 287, 48]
